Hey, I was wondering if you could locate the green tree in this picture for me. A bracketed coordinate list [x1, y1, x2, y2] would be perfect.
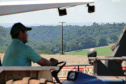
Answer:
[98, 36, 108, 46]
[110, 34, 118, 43]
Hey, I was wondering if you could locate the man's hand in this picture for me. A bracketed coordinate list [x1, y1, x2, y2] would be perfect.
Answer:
[50, 58, 58, 66]
[37, 58, 58, 66]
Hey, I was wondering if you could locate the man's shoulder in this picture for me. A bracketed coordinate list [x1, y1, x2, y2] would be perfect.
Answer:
[24, 44, 32, 49]
[24, 44, 35, 53]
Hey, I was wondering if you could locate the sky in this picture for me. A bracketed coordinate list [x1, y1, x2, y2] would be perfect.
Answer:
[0, 0, 126, 27]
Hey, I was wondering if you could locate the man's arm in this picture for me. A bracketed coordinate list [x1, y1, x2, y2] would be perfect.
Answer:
[37, 58, 58, 66]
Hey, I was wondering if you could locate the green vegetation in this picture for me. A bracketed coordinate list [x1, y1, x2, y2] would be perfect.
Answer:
[96, 46, 113, 56]
[27, 22, 125, 53]
[0, 22, 125, 55]
[36, 50, 53, 55]
[59, 51, 65, 55]
[65, 46, 113, 56]
[65, 49, 89, 55]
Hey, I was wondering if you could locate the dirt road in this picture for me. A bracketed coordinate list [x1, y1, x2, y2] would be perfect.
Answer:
[0, 54, 89, 66]
[1, 54, 126, 66]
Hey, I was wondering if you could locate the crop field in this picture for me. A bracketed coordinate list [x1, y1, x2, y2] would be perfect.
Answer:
[1, 54, 126, 66]
[0, 54, 89, 66]
[0, 46, 111, 66]
[1, 45, 126, 66]
[65, 46, 113, 56]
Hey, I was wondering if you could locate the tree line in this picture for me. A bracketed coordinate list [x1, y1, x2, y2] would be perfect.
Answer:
[0, 22, 125, 54]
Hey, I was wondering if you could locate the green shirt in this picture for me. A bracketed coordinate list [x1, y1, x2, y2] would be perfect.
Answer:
[2, 39, 41, 66]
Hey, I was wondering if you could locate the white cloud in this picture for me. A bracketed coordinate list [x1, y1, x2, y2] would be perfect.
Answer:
[112, 0, 121, 2]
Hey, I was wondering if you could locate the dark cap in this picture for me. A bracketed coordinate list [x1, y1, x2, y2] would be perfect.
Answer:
[10, 22, 32, 35]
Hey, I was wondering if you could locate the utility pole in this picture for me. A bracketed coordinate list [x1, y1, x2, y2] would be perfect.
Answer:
[59, 22, 66, 54]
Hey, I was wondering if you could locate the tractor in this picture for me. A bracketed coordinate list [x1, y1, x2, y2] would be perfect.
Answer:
[1, 27, 126, 84]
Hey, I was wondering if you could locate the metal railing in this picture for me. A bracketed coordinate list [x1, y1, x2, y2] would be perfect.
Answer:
[89, 56, 126, 61]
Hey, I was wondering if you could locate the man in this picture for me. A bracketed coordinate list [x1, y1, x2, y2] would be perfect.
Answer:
[2, 22, 58, 66]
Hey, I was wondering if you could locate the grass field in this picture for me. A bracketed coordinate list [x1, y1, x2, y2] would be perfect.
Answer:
[65, 46, 113, 56]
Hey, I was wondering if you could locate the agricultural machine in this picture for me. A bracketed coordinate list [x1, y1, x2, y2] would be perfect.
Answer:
[61, 26, 126, 84]
[1, 0, 126, 84]
[1, 26, 126, 84]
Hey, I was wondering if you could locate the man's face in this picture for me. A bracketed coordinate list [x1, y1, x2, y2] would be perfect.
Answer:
[22, 31, 28, 44]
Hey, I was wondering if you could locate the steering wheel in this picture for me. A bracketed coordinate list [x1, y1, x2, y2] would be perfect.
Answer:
[52, 61, 66, 83]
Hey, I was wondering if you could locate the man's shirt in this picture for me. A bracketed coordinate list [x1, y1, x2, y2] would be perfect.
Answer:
[2, 39, 41, 66]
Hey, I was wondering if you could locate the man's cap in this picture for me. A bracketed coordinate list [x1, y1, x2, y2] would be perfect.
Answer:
[10, 22, 32, 35]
